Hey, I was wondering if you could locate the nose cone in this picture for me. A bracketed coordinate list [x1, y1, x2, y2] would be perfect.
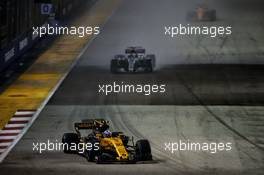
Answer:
[121, 154, 128, 160]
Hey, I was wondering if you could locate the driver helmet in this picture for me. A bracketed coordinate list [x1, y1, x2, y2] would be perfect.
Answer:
[103, 130, 112, 138]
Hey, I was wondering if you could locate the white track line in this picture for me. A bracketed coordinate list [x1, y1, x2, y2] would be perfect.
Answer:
[0, 143, 12, 147]
[4, 124, 27, 128]
[10, 117, 31, 121]
[0, 130, 21, 134]
[15, 111, 35, 116]
[0, 149, 6, 153]
[0, 136, 17, 140]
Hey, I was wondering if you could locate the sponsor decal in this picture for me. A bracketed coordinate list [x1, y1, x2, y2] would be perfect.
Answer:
[4, 48, 15, 62]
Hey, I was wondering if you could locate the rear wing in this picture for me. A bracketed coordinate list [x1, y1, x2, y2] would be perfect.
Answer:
[125, 47, 146, 54]
[74, 119, 110, 132]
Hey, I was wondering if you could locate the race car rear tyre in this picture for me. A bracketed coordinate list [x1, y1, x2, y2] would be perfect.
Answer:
[145, 60, 153, 72]
[85, 149, 95, 162]
[135, 139, 152, 161]
[62, 133, 79, 154]
[111, 59, 118, 73]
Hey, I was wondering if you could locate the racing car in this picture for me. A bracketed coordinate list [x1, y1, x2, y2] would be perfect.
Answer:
[110, 47, 156, 73]
[186, 4, 216, 22]
[62, 119, 152, 163]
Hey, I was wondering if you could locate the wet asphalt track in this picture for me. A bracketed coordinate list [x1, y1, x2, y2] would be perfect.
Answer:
[1, 0, 264, 174]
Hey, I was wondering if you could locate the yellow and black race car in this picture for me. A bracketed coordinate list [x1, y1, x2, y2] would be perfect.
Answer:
[62, 119, 152, 163]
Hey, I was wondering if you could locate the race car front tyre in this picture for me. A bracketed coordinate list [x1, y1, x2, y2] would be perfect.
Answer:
[85, 149, 95, 162]
[145, 65, 153, 73]
[146, 55, 156, 72]
[62, 133, 79, 154]
[110, 59, 118, 73]
[85, 139, 100, 162]
[144, 60, 154, 72]
[135, 139, 152, 161]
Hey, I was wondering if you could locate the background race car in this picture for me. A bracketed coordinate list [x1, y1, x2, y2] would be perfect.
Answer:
[186, 4, 216, 22]
[110, 47, 156, 73]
